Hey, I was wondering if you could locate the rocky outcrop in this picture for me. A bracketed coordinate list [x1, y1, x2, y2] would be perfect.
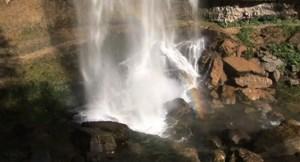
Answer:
[201, 3, 298, 23]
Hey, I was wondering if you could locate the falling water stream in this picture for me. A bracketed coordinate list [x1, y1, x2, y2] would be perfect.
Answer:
[75, 0, 205, 135]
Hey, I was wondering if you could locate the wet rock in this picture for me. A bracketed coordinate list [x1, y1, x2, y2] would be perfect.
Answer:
[255, 103, 272, 114]
[223, 56, 265, 75]
[72, 121, 130, 160]
[254, 121, 300, 156]
[235, 75, 273, 89]
[210, 90, 219, 99]
[213, 149, 226, 162]
[209, 136, 223, 149]
[266, 111, 285, 126]
[165, 98, 195, 140]
[221, 85, 236, 105]
[229, 130, 251, 145]
[210, 56, 227, 87]
[241, 88, 273, 101]
[178, 147, 201, 162]
[187, 88, 206, 119]
[211, 99, 225, 109]
[237, 148, 264, 162]
[229, 153, 236, 162]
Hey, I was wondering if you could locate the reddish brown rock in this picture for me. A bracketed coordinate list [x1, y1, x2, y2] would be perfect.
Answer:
[241, 88, 272, 101]
[221, 85, 236, 105]
[220, 39, 239, 56]
[235, 75, 273, 88]
[210, 56, 227, 87]
[223, 56, 265, 74]
[237, 45, 247, 57]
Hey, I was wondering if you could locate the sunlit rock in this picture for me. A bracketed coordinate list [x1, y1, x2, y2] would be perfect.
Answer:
[223, 56, 265, 75]
[235, 75, 273, 89]
[210, 56, 227, 87]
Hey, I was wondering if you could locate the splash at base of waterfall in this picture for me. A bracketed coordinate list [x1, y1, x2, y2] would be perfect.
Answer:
[75, 0, 204, 135]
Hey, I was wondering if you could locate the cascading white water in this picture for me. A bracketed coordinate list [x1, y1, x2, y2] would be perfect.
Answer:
[75, 0, 204, 135]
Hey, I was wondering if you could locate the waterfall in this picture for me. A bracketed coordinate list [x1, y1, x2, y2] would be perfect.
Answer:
[74, 0, 204, 135]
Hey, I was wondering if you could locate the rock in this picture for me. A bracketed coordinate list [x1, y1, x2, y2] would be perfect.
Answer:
[210, 90, 219, 99]
[200, 3, 298, 23]
[261, 55, 284, 73]
[220, 39, 239, 56]
[165, 98, 195, 140]
[209, 136, 223, 149]
[187, 88, 206, 119]
[289, 32, 300, 49]
[210, 56, 227, 87]
[263, 62, 277, 72]
[229, 153, 236, 162]
[255, 103, 272, 113]
[229, 130, 251, 145]
[72, 121, 130, 160]
[223, 56, 265, 75]
[213, 149, 226, 162]
[261, 27, 287, 44]
[272, 70, 281, 82]
[290, 65, 300, 73]
[237, 148, 264, 162]
[180, 147, 201, 162]
[288, 79, 300, 86]
[211, 99, 225, 109]
[235, 75, 273, 89]
[254, 121, 300, 156]
[237, 45, 247, 57]
[221, 85, 236, 105]
[266, 111, 285, 127]
[241, 88, 273, 101]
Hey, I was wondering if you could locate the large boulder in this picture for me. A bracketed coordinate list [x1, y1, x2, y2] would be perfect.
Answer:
[72, 121, 130, 160]
[223, 56, 265, 75]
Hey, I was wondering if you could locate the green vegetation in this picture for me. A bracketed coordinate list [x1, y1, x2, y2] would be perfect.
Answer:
[281, 25, 300, 38]
[244, 48, 255, 59]
[218, 16, 300, 28]
[237, 27, 254, 47]
[268, 43, 300, 67]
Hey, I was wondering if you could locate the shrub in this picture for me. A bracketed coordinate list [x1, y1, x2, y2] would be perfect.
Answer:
[268, 43, 300, 68]
[237, 27, 254, 47]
